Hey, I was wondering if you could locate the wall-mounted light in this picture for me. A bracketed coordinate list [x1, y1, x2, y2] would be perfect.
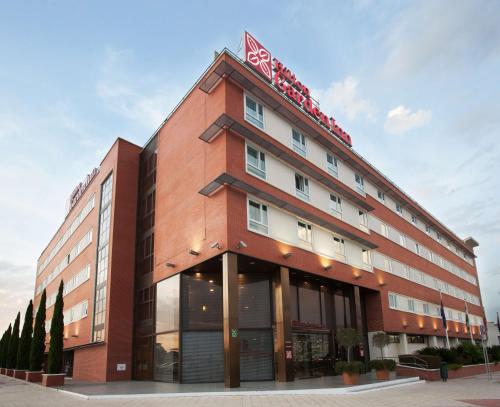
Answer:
[323, 265, 332, 271]
[402, 323, 408, 329]
[71, 334, 79, 338]
[189, 249, 200, 256]
[209, 242, 222, 250]
[236, 240, 247, 249]
[379, 282, 387, 287]
[354, 274, 362, 280]
[165, 262, 176, 268]
[283, 252, 292, 259]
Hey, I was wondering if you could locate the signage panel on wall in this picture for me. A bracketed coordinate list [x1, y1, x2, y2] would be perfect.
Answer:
[244, 31, 352, 147]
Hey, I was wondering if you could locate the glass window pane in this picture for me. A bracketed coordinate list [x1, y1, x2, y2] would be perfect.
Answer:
[298, 283, 321, 324]
[156, 274, 180, 333]
[154, 332, 179, 382]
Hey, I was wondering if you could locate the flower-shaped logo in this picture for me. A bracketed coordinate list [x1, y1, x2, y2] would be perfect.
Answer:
[245, 32, 272, 81]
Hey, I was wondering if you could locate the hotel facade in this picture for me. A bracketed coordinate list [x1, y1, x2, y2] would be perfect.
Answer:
[33, 33, 485, 385]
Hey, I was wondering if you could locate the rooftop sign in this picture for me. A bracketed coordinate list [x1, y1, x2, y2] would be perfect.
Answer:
[244, 31, 352, 147]
[65, 167, 100, 216]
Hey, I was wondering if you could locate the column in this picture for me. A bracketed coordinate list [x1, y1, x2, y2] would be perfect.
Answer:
[353, 286, 367, 362]
[222, 252, 240, 388]
[274, 266, 294, 382]
[430, 335, 438, 347]
[399, 333, 409, 355]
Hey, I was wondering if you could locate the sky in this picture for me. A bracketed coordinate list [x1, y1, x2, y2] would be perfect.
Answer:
[0, 0, 499, 332]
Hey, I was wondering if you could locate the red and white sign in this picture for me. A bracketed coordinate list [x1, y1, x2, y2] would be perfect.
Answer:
[244, 31, 352, 147]
[65, 167, 100, 216]
[244, 32, 272, 81]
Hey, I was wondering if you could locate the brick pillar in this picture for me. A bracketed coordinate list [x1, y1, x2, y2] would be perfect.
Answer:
[222, 252, 239, 388]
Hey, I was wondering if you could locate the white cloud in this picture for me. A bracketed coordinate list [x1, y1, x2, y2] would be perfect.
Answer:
[384, 105, 431, 134]
[96, 47, 184, 131]
[314, 76, 377, 121]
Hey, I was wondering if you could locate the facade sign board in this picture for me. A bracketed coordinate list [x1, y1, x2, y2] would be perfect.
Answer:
[244, 31, 352, 147]
[65, 167, 100, 216]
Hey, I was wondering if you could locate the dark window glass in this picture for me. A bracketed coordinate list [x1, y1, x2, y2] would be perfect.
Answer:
[154, 332, 179, 382]
[344, 295, 352, 328]
[334, 290, 345, 329]
[407, 334, 425, 344]
[292, 332, 331, 379]
[181, 272, 222, 330]
[181, 331, 224, 383]
[238, 274, 271, 329]
[320, 286, 332, 327]
[298, 283, 321, 325]
[240, 330, 274, 381]
[290, 283, 299, 322]
[156, 274, 179, 333]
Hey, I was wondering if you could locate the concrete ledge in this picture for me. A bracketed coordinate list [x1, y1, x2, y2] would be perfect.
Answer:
[55, 377, 423, 400]
[42, 373, 65, 387]
[396, 362, 500, 381]
[26, 371, 43, 382]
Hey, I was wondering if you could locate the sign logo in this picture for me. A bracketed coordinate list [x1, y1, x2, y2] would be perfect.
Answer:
[244, 32, 272, 81]
[244, 32, 352, 147]
[65, 167, 100, 216]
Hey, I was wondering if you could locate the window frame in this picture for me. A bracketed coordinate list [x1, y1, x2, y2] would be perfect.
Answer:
[377, 190, 385, 202]
[244, 94, 264, 129]
[326, 153, 339, 178]
[295, 172, 310, 201]
[297, 220, 313, 244]
[245, 143, 267, 180]
[247, 198, 269, 235]
[354, 173, 365, 194]
[329, 194, 342, 217]
[291, 129, 307, 157]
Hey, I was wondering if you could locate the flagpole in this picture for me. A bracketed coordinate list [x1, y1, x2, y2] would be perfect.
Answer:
[465, 300, 475, 344]
[440, 290, 450, 349]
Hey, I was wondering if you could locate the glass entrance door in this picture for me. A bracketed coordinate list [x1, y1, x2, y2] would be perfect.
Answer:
[292, 332, 331, 379]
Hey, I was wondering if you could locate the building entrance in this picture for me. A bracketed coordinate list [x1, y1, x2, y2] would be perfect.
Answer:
[292, 331, 331, 379]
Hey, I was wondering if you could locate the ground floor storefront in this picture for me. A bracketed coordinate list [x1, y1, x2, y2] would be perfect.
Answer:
[132, 253, 372, 386]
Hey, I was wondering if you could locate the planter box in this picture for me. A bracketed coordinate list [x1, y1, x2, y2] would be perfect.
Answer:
[342, 372, 360, 385]
[0, 368, 5, 375]
[5, 369, 14, 377]
[375, 369, 390, 380]
[396, 362, 500, 381]
[42, 373, 65, 387]
[13, 370, 27, 379]
[25, 371, 43, 382]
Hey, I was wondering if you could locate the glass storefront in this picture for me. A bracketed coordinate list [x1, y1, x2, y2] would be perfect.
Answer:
[292, 332, 331, 378]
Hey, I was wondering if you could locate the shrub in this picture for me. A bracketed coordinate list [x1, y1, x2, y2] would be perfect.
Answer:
[17, 300, 33, 370]
[336, 328, 362, 362]
[335, 361, 365, 375]
[489, 345, 500, 362]
[30, 290, 46, 371]
[371, 332, 390, 359]
[6, 313, 20, 369]
[369, 359, 397, 371]
[448, 363, 463, 370]
[456, 343, 483, 365]
[417, 346, 458, 364]
[47, 282, 64, 374]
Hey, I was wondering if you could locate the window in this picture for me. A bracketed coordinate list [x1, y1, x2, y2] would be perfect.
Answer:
[407, 299, 415, 312]
[423, 303, 430, 315]
[377, 190, 385, 202]
[358, 210, 368, 229]
[415, 243, 421, 255]
[389, 293, 397, 309]
[292, 129, 306, 157]
[298, 221, 312, 243]
[362, 249, 371, 265]
[329, 194, 342, 216]
[411, 214, 417, 225]
[396, 203, 403, 216]
[245, 95, 264, 129]
[387, 333, 400, 343]
[425, 225, 432, 234]
[380, 223, 388, 237]
[399, 234, 407, 247]
[437, 233, 442, 242]
[354, 173, 364, 193]
[326, 153, 338, 177]
[407, 334, 425, 344]
[333, 236, 345, 256]
[248, 199, 268, 234]
[246, 145, 266, 179]
[295, 173, 310, 201]
[447, 310, 453, 320]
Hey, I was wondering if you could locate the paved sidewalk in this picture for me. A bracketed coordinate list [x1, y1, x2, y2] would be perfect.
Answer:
[0, 373, 499, 407]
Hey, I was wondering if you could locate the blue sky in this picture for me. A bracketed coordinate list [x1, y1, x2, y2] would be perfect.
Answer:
[1, 0, 499, 331]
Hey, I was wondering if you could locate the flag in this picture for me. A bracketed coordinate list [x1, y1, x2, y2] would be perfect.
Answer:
[497, 312, 499, 328]
[440, 300, 447, 329]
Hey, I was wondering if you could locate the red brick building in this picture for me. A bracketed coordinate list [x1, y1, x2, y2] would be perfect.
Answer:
[33, 33, 485, 385]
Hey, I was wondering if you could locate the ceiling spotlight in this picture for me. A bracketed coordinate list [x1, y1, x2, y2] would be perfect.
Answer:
[166, 262, 176, 268]
[354, 274, 362, 280]
[323, 265, 332, 271]
[210, 242, 222, 250]
[236, 240, 247, 249]
[283, 252, 292, 259]
[189, 249, 200, 256]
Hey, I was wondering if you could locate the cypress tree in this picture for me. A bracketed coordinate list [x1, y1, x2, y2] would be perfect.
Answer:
[47, 281, 64, 374]
[6, 313, 20, 369]
[0, 329, 8, 368]
[2, 325, 12, 368]
[30, 290, 46, 372]
[17, 300, 33, 370]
